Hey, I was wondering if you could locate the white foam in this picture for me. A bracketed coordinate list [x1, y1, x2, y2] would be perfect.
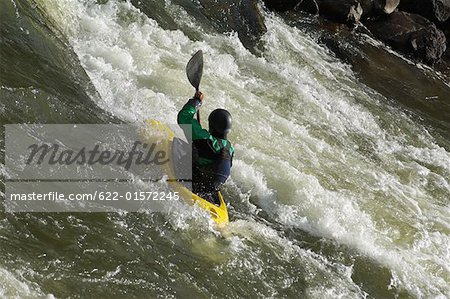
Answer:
[0, 267, 48, 299]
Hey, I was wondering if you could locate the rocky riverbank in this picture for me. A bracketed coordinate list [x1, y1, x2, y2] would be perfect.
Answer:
[263, 0, 449, 74]
[131, 0, 448, 76]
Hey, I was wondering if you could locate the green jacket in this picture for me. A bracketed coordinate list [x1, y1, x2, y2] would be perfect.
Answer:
[177, 98, 234, 166]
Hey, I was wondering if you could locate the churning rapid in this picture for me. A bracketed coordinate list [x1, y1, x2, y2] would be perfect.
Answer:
[1, 0, 449, 298]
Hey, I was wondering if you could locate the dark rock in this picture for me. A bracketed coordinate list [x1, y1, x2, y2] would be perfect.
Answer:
[230, 0, 267, 47]
[132, 0, 266, 54]
[296, 0, 320, 15]
[441, 20, 450, 73]
[375, 0, 400, 14]
[263, 0, 302, 11]
[444, 20, 450, 35]
[315, 0, 363, 24]
[442, 20, 450, 41]
[441, 21, 450, 54]
[189, 0, 267, 54]
[360, 0, 375, 17]
[130, 0, 179, 31]
[366, 12, 447, 64]
[399, 0, 450, 23]
[360, 0, 400, 18]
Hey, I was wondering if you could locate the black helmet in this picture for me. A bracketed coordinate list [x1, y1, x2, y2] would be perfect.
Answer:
[208, 109, 232, 138]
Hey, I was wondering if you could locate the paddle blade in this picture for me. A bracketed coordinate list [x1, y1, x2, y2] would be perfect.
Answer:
[186, 50, 203, 91]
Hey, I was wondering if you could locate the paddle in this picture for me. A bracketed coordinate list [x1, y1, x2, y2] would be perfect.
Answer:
[186, 50, 203, 123]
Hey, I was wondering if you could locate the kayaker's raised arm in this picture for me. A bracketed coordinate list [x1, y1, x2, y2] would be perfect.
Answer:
[177, 92, 209, 140]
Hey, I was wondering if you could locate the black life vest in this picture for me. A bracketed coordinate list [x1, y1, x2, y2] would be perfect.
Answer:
[193, 138, 233, 187]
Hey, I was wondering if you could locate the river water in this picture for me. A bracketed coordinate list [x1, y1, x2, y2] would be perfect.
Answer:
[1, 0, 449, 298]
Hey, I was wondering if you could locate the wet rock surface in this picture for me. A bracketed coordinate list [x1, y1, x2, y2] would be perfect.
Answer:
[360, 0, 400, 18]
[263, 0, 303, 11]
[366, 12, 447, 64]
[133, 0, 267, 54]
[399, 0, 450, 23]
[264, 0, 450, 67]
[195, 0, 267, 53]
[315, 0, 363, 24]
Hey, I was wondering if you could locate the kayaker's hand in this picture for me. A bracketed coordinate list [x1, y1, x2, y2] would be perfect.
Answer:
[194, 91, 204, 101]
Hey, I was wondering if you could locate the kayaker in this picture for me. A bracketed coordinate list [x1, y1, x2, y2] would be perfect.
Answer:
[177, 91, 234, 199]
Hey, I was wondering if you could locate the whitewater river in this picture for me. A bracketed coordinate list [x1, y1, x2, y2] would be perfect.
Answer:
[1, 0, 449, 298]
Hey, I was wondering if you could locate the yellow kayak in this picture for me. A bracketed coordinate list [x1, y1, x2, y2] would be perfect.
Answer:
[144, 119, 229, 227]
